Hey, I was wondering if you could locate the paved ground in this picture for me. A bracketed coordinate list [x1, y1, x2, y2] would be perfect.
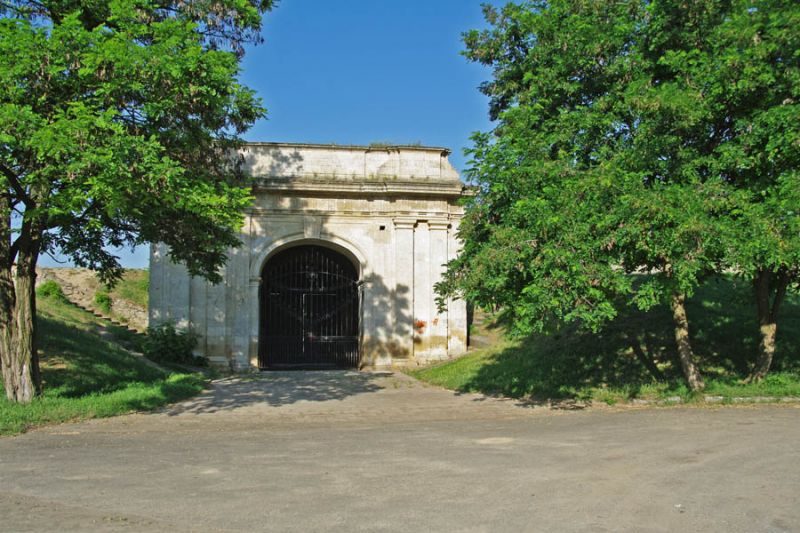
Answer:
[1, 371, 799, 532]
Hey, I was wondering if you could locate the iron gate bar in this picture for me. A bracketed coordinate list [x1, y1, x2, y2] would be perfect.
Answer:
[259, 245, 360, 369]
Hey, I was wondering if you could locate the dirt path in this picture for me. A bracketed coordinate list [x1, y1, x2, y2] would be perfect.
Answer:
[1, 371, 798, 532]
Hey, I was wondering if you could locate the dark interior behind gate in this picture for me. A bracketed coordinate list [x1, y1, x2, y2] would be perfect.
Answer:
[259, 245, 360, 369]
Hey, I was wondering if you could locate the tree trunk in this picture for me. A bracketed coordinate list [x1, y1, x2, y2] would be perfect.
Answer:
[15, 232, 41, 396]
[0, 212, 42, 403]
[670, 291, 704, 392]
[748, 270, 789, 383]
[0, 263, 23, 402]
[0, 203, 22, 402]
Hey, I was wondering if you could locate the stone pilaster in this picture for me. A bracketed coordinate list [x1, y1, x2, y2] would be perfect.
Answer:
[428, 219, 450, 360]
[447, 218, 467, 356]
[226, 225, 251, 370]
[205, 264, 227, 367]
[149, 244, 191, 330]
[413, 220, 431, 358]
[248, 277, 261, 368]
[392, 218, 416, 359]
[154, 244, 190, 329]
[148, 243, 165, 326]
[189, 275, 208, 357]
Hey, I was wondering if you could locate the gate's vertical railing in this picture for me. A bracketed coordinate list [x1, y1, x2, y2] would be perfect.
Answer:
[259, 245, 360, 369]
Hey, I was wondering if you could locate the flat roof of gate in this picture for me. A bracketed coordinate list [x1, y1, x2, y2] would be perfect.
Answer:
[242, 141, 461, 183]
[244, 141, 451, 155]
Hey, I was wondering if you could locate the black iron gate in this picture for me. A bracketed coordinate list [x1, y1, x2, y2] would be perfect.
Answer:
[259, 245, 360, 369]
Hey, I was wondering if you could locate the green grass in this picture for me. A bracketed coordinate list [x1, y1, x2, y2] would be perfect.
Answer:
[0, 290, 204, 436]
[94, 287, 113, 314]
[110, 269, 149, 308]
[412, 276, 800, 404]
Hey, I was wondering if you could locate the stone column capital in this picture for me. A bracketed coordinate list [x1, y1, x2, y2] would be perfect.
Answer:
[428, 219, 450, 231]
[393, 217, 417, 230]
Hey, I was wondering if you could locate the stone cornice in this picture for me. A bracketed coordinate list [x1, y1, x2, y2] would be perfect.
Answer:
[252, 178, 466, 198]
[244, 141, 451, 156]
[247, 209, 462, 218]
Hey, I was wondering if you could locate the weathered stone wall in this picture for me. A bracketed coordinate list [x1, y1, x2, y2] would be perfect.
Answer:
[149, 143, 468, 370]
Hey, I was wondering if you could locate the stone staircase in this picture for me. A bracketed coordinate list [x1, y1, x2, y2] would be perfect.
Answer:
[74, 300, 143, 335]
[37, 268, 146, 334]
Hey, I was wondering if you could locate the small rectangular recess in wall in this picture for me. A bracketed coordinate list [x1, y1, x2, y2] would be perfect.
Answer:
[379, 225, 386, 231]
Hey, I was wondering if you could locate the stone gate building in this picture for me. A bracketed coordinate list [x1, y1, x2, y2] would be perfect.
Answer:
[149, 142, 468, 370]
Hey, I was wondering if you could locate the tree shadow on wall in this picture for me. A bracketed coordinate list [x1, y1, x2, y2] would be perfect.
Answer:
[361, 273, 412, 364]
[243, 145, 305, 179]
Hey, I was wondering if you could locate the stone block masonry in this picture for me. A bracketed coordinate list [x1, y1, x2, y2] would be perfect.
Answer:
[149, 142, 468, 370]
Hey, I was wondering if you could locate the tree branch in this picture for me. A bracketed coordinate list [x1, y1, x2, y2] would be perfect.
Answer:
[0, 163, 33, 209]
[9, 222, 27, 268]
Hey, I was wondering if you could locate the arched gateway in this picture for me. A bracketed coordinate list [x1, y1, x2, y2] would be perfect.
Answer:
[149, 142, 469, 371]
[260, 244, 360, 369]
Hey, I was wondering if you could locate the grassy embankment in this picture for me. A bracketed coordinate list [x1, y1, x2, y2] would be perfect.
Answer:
[0, 284, 204, 436]
[108, 268, 149, 308]
[94, 268, 149, 323]
[412, 276, 800, 404]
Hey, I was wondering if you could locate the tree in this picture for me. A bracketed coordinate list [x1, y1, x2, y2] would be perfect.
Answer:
[625, 0, 799, 381]
[0, 0, 273, 403]
[602, 1, 737, 391]
[440, 0, 800, 391]
[667, 0, 800, 381]
[439, 1, 642, 341]
[440, 0, 719, 391]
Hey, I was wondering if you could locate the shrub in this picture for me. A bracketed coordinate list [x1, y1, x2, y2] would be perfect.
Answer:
[143, 322, 205, 366]
[94, 288, 113, 313]
[36, 280, 67, 302]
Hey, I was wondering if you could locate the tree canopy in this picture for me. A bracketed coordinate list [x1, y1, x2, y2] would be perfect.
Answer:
[439, 0, 800, 389]
[1, 0, 273, 402]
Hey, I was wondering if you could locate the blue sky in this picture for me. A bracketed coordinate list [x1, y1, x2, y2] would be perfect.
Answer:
[40, 0, 498, 269]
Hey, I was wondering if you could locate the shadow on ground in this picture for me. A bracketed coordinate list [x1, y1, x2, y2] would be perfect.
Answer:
[449, 276, 800, 401]
[38, 315, 163, 398]
[165, 371, 390, 414]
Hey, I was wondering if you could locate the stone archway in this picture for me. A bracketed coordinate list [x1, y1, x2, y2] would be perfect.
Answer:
[258, 244, 361, 369]
[150, 142, 469, 370]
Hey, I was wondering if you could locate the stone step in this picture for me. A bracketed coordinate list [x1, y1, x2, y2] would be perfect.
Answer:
[69, 300, 143, 335]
